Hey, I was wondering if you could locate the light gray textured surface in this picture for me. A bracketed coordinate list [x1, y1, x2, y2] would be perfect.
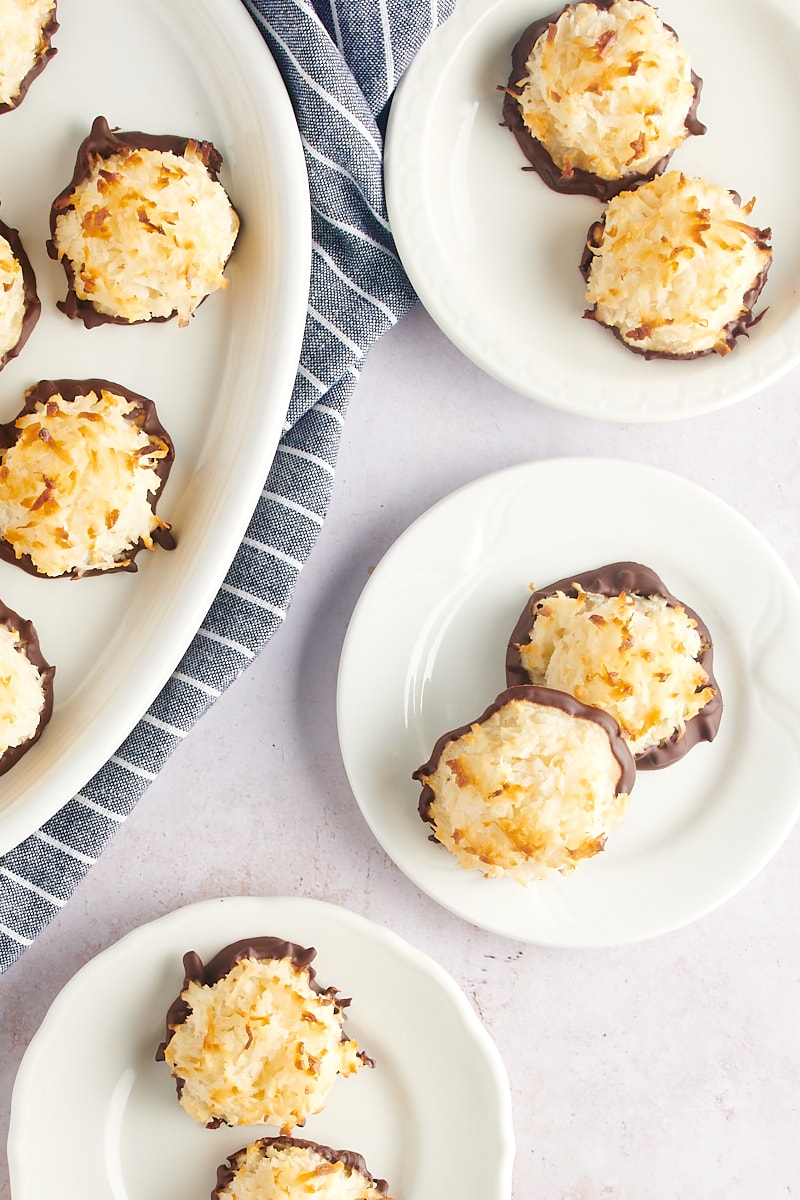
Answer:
[3, 304, 799, 1199]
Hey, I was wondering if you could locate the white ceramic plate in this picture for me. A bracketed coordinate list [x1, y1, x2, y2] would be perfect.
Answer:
[0, 0, 310, 852]
[384, 0, 800, 420]
[8, 895, 515, 1199]
[337, 458, 800, 947]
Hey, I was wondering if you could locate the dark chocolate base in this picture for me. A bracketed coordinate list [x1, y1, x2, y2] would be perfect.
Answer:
[0, 377, 175, 579]
[0, 600, 54, 776]
[212, 1136, 390, 1199]
[47, 115, 234, 328]
[0, 217, 40, 370]
[414, 682, 637, 829]
[505, 562, 722, 769]
[501, 2, 705, 201]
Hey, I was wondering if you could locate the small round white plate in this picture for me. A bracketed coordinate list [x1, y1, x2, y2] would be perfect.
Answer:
[385, 0, 800, 420]
[337, 458, 800, 947]
[8, 896, 514, 1199]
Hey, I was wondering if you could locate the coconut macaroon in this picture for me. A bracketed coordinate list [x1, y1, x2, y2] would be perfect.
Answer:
[506, 563, 722, 769]
[0, 217, 40, 370]
[414, 685, 635, 884]
[0, 599, 54, 776]
[581, 171, 773, 357]
[156, 937, 372, 1133]
[212, 1137, 393, 1200]
[502, 0, 704, 199]
[48, 115, 239, 327]
[0, 378, 175, 578]
[0, 0, 58, 114]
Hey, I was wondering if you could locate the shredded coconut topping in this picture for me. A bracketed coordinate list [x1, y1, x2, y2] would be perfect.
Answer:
[217, 1142, 392, 1200]
[0, 235, 25, 359]
[584, 171, 772, 355]
[518, 587, 715, 755]
[52, 143, 239, 325]
[0, 622, 47, 756]
[0, 385, 172, 577]
[0, 0, 55, 107]
[421, 697, 629, 883]
[164, 956, 366, 1132]
[514, 0, 696, 180]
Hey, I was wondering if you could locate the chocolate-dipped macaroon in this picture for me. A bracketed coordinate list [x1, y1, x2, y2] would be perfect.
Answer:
[0, 378, 175, 578]
[581, 171, 772, 358]
[414, 685, 635, 883]
[506, 562, 722, 768]
[48, 115, 239, 328]
[0, 0, 58, 114]
[0, 216, 40, 370]
[0, 600, 54, 776]
[212, 1137, 393, 1200]
[156, 937, 372, 1133]
[502, 0, 704, 200]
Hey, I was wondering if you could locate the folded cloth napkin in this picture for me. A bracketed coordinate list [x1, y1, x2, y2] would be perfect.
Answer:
[0, 0, 454, 974]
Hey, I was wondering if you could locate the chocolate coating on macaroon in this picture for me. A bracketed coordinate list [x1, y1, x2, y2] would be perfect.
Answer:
[212, 1137, 390, 1200]
[0, 376, 175, 579]
[156, 935, 372, 1130]
[47, 115, 230, 328]
[580, 220, 772, 359]
[0, 599, 54, 776]
[506, 562, 722, 768]
[0, 217, 40, 369]
[156, 937, 323, 1062]
[501, 1, 705, 201]
[415, 682, 636, 825]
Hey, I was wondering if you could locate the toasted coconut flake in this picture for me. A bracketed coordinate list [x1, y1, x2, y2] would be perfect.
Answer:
[50, 117, 239, 325]
[213, 1138, 392, 1200]
[414, 686, 634, 884]
[0, 380, 174, 578]
[159, 947, 369, 1132]
[510, 0, 700, 183]
[0, 0, 57, 111]
[582, 171, 772, 356]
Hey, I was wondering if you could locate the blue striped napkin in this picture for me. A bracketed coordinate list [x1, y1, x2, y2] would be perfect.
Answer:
[0, 0, 454, 974]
